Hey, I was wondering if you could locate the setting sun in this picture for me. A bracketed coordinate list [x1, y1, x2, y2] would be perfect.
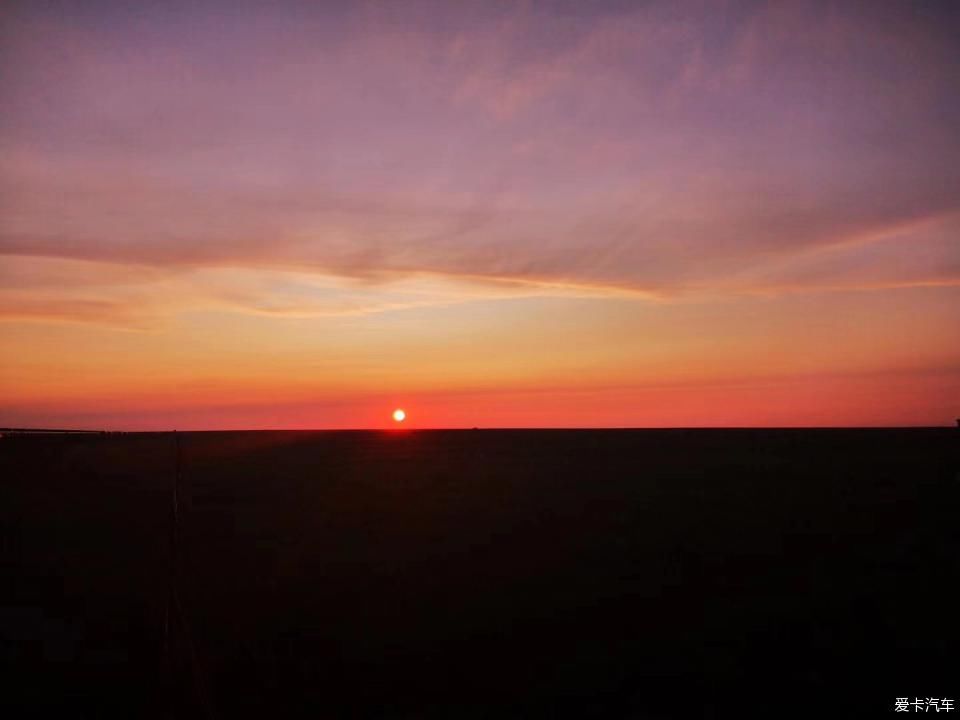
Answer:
[392, 409, 406, 423]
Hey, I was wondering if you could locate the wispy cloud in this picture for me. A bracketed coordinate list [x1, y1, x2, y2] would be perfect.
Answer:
[1, 2, 958, 322]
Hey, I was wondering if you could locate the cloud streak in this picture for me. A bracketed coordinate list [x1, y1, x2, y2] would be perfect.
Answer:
[2, 0, 959, 326]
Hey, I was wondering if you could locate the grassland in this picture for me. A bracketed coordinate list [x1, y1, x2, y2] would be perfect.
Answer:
[2, 429, 957, 717]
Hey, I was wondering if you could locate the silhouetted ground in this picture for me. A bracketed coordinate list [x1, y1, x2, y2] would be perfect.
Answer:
[2, 429, 957, 718]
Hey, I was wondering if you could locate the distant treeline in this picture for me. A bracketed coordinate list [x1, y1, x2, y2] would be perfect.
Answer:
[0, 428, 108, 435]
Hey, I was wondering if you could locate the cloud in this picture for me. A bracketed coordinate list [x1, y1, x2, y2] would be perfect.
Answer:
[0, 255, 664, 328]
[2, 0, 959, 326]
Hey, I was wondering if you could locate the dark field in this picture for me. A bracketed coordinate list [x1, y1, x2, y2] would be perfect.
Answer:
[2, 429, 958, 718]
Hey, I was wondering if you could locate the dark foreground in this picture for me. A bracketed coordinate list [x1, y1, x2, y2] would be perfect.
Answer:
[2, 429, 957, 718]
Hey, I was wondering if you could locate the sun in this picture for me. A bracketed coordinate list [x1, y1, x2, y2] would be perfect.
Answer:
[392, 408, 406, 423]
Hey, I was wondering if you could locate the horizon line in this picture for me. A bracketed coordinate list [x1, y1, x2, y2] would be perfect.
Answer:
[2, 425, 956, 435]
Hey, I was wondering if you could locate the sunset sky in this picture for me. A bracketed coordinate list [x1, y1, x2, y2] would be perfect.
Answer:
[2, 0, 958, 429]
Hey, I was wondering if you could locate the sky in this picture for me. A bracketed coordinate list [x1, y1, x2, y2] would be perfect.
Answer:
[1, 0, 958, 429]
